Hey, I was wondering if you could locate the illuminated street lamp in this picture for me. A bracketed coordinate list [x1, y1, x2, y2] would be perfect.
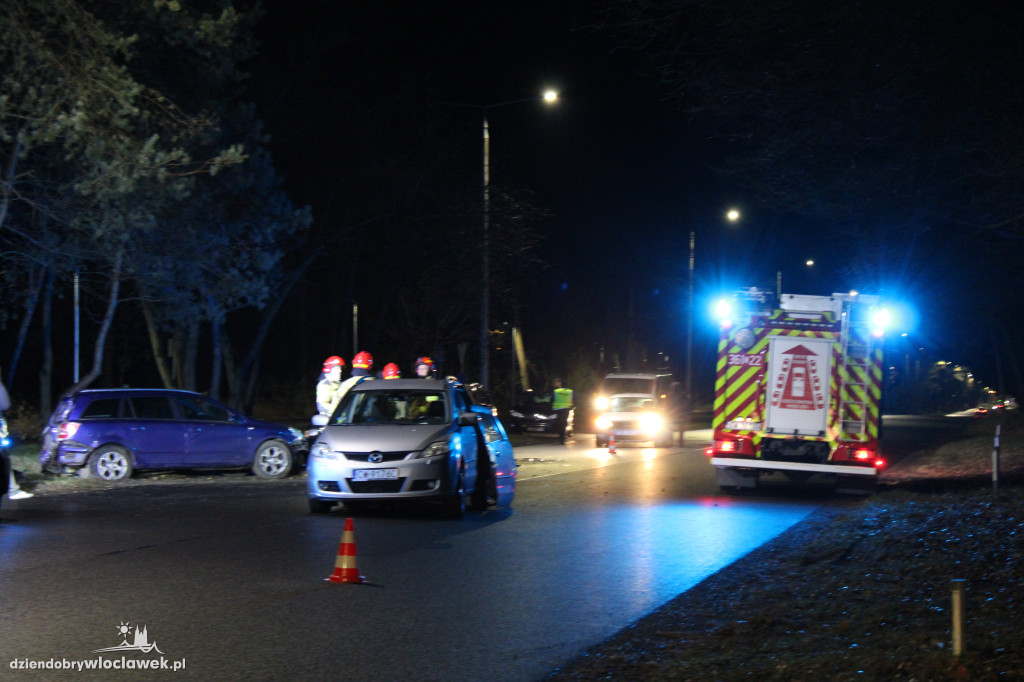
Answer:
[441, 90, 558, 386]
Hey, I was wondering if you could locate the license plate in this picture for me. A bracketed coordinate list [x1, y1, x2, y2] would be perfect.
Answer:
[616, 429, 638, 436]
[526, 426, 546, 432]
[353, 468, 398, 481]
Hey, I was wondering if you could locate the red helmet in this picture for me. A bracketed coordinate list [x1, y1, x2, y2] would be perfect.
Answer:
[352, 351, 373, 369]
[382, 363, 401, 380]
[415, 356, 434, 368]
[322, 356, 345, 373]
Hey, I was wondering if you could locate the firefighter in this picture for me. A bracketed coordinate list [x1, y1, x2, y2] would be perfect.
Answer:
[382, 363, 401, 380]
[414, 356, 435, 378]
[552, 377, 574, 445]
[315, 356, 345, 415]
[351, 351, 374, 378]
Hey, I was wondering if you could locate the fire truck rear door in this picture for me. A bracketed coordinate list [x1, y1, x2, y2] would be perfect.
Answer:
[764, 336, 831, 436]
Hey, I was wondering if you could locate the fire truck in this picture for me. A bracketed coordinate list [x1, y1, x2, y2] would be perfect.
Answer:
[707, 289, 888, 493]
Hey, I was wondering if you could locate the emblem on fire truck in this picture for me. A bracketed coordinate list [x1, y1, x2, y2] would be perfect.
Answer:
[770, 343, 825, 411]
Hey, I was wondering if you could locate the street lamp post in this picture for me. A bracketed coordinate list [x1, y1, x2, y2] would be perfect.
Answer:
[442, 90, 557, 387]
[685, 208, 740, 426]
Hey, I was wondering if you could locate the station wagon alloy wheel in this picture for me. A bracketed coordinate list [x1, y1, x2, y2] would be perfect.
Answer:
[89, 446, 133, 481]
[253, 439, 293, 479]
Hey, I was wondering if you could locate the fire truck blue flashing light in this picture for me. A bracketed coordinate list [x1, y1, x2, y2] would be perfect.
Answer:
[714, 299, 734, 328]
[870, 307, 892, 338]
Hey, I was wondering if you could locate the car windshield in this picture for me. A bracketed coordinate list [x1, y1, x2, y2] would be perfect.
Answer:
[609, 396, 656, 412]
[331, 389, 448, 426]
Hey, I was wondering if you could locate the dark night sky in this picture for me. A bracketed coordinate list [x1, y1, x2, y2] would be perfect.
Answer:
[247, 2, 1011, 395]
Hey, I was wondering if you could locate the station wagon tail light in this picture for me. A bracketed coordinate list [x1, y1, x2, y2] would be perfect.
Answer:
[58, 422, 81, 441]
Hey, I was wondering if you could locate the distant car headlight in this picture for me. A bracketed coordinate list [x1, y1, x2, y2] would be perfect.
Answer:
[310, 442, 343, 460]
[639, 413, 664, 435]
[509, 410, 525, 418]
[416, 440, 450, 459]
[594, 396, 609, 410]
[595, 415, 613, 431]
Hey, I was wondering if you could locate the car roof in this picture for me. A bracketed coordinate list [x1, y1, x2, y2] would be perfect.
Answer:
[71, 388, 205, 396]
[350, 378, 449, 391]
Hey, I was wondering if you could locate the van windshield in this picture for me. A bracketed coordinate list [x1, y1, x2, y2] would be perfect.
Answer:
[602, 378, 656, 395]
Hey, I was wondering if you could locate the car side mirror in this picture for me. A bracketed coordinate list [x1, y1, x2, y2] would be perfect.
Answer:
[312, 414, 328, 427]
[458, 412, 479, 427]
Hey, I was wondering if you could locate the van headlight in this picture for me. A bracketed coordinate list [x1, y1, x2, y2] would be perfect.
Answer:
[417, 440, 450, 459]
[595, 415, 612, 431]
[639, 413, 664, 435]
[594, 396, 609, 410]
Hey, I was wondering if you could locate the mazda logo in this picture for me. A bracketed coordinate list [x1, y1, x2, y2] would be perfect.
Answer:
[368, 452, 384, 463]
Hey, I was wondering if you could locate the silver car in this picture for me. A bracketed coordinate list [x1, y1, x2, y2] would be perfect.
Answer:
[306, 378, 516, 517]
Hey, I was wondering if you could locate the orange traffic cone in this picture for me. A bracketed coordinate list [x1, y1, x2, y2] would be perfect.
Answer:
[326, 517, 364, 584]
[608, 431, 617, 454]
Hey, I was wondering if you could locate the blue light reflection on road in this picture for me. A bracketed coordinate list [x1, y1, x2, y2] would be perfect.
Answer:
[541, 497, 816, 620]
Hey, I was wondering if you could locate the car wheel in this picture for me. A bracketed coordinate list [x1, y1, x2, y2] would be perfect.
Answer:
[252, 439, 293, 480]
[440, 472, 466, 519]
[595, 435, 607, 448]
[308, 498, 334, 514]
[89, 445, 133, 481]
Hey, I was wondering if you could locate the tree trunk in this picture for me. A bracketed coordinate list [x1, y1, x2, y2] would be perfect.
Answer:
[0, 127, 24, 232]
[38, 266, 54, 415]
[183, 320, 199, 392]
[7, 261, 46, 386]
[141, 299, 174, 388]
[207, 299, 223, 400]
[233, 247, 320, 412]
[71, 253, 122, 392]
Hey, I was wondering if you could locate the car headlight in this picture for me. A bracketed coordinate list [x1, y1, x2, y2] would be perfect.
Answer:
[310, 442, 343, 460]
[595, 415, 612, 431]
[594, 396, 609, 410]
[509, 410, 524, 418]
[416, 440, 450, 459]
[639, 413, 664, 435]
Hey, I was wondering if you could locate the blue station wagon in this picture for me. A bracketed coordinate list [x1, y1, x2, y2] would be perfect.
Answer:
[40, 388, 307, 481]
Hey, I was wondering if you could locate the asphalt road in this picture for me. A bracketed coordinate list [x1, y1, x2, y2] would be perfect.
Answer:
[1, 432, 827, 681]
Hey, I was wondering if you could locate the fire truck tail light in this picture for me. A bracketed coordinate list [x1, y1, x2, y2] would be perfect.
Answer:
[874, 458, 886, 469]
[853, 449, 873, 460]
[58, 422, 81, 441]
[715, 440, 739, 453]
[704, 447, 714, 457]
